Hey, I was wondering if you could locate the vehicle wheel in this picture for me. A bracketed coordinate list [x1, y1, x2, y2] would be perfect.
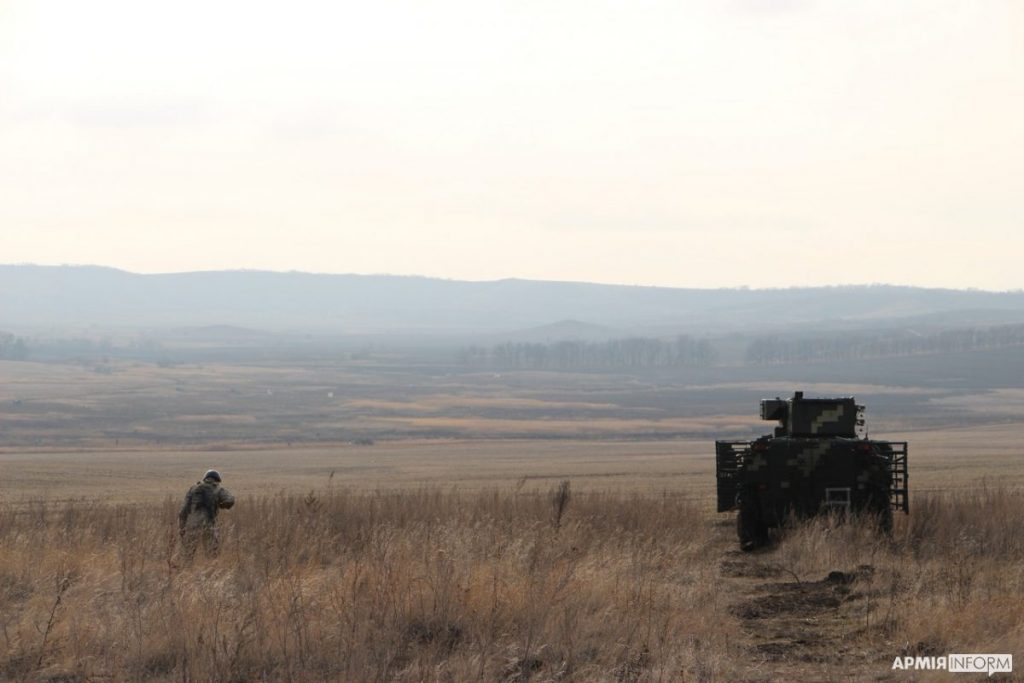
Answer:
[877, 498, 893, 534]
[737, 496, 767, 551]
[866, 484, 893, 533]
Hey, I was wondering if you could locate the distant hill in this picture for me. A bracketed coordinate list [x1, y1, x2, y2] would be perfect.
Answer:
[499, 320, 621, 343]
[3, 265, 1024, 336]
[166, 325, 276, 340]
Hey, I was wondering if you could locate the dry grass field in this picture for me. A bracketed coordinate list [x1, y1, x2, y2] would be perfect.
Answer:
[2, 358, 1024, 680]
[1, 487, 1022, 682]
[2, 423, 1023, 504]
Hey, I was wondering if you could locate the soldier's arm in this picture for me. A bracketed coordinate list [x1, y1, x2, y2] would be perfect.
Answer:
[218, 487, 235, 509]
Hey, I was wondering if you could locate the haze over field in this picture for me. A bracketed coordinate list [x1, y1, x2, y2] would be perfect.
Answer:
[2, 1, 1023, 289]
[6, 265, 1024, 335]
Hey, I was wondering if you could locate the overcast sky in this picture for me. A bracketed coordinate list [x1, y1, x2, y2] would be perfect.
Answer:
[1, 1, 1021, 289]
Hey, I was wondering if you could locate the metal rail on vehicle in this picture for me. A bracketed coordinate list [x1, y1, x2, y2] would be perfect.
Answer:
[878, 440, 909, 513]
[714, 440, 750, 513]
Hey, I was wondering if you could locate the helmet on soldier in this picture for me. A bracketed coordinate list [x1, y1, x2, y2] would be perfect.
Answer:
[203, 469, 222, 483]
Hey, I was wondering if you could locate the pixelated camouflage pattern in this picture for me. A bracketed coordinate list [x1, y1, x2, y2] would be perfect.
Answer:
[739, 436, 892, 525]
[788, 399, 857, 437]
[179, 480, 235, 560]
[716, 393, 907, 549]
[179, 481, 235, 530]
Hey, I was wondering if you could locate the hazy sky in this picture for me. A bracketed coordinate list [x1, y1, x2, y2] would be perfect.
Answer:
[1, 1, 1021, 289]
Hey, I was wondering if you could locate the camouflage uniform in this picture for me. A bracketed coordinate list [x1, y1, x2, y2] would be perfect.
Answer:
[178, 473, 235, 560]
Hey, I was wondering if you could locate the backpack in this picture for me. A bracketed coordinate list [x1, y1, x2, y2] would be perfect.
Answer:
[189, 482, 219, 522]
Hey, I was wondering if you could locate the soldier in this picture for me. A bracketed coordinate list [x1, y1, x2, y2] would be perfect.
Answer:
[179, 469, 235, 560]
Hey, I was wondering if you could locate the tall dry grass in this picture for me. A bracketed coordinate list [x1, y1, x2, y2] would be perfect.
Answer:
[772, 485, 1024, 677]
[1, 485, 1022, 682]
[0, 488, 739, 682]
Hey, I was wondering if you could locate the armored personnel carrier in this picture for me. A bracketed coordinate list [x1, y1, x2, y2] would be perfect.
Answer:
[716, 392, 908, 550]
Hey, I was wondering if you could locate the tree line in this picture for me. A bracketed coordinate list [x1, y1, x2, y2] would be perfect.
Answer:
[746, 323, 1024, 365]
[458, 336, 717, 370]
[0, 332, 29, 360]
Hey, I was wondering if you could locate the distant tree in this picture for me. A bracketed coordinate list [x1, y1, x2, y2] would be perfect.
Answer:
[457, 335, 719, 370]
[744, 323, 1024, 365]
[0, 332, 30, 360]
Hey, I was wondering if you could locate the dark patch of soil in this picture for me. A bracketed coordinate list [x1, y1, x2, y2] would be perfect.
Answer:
[754, 641, 828, 663]
[719, 550, 785, 579]
[724, 560, 887, 680]
[731, 573, 853, 620]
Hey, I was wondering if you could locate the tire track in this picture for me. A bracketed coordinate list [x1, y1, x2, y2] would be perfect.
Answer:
[719, 548, 888, 681]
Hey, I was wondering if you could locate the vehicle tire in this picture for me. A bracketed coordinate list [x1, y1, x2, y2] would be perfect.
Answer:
[876, 496, 893, 534]
[866, 483, 893, 533]
[737, 495, 767, 551]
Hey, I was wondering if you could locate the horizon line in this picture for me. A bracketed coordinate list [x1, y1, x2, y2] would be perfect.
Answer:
[2, 262, 1022, 295]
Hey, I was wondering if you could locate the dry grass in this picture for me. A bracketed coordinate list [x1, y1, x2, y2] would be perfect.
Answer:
[0, 440, 718, 503]
[383, 416, 763, 438]
[5, 425, 1024, 504]
[745, 487, 1024, 681]
[1, 486, 1022, 682]
[0, 489, 737, 682]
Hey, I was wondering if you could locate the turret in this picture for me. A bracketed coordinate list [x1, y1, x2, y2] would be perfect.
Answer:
[760, 391, 864, 438]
